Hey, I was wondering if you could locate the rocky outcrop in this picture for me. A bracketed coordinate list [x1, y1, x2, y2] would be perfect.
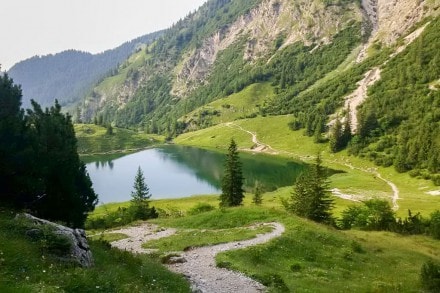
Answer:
[16, 213, 94, 268]
[358, 0, 440, 62]
[172, 0, 362, 97]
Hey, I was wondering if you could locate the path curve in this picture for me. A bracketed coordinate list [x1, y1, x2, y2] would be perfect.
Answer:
[225, 122, 400, 209]
[167, 222, 285, 293]
[110, 223, 177, 253]
[109, 222, 285, 292]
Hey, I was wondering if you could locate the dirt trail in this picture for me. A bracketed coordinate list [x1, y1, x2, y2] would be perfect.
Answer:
[110, 223, 177, 253]
[225, 122, 277, 154]
[109, 222, 285, 292]
[167, 222, 285, 293]
[225, 122, 400, 208]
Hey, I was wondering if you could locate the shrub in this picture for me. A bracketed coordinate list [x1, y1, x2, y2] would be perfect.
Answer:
[393, 210, 428, 235]
[187, 203, 216, 215]
[339, 199, 395, 231]
[420, 260, 440, 292]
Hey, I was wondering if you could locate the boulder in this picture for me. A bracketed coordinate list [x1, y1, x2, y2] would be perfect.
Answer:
[15, 213, 94, 267]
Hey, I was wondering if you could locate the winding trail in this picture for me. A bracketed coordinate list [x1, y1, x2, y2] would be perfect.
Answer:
[110, 223, 177, 253]
[168, 222, 285, 293]
[109, 222, 285, 293]
[225, 122, 400, 209]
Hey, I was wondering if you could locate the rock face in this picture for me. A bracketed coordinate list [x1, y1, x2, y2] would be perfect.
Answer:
[16, 213, 94, 268]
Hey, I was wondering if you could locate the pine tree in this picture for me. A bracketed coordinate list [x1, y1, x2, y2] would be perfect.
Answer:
[220, 139, 244, 207]
[27, 100, 98, 227]
[131, 166, 151, 203]
[329, 118, 343, 153]
[286, 154, 334, 223]
[342, 108, 352, 146]
[252, 181, 263, 205]
[130, 166, 157, 220]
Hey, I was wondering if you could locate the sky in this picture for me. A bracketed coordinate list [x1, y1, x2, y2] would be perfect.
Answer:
[0, 0, 207, 70]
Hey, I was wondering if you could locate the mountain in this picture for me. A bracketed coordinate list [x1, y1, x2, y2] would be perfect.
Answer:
[7, 31, 164, 110]
[82, 0, 440, 183]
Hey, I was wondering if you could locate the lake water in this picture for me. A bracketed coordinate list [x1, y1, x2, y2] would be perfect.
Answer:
[85, 145, 308, 204]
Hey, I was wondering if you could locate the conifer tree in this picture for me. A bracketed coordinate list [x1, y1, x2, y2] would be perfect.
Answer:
[131, 166, 151, 203]
[285, 154, 334, 223]
[220, 139, 244, 207]
[252, 181, 263, 205]
[130, 166, 157, 220]
[330, 118, 343, 153]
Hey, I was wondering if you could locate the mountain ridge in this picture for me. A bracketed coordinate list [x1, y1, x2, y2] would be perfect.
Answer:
[7, 30, 164, 109]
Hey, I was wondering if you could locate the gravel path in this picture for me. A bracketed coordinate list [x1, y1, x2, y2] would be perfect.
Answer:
[167, 222, 285, 293]
[110, 223, 177, 253]
[109, 222, 285, 292]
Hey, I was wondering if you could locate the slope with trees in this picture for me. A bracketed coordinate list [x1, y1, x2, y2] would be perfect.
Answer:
[7, 31, 164, 109]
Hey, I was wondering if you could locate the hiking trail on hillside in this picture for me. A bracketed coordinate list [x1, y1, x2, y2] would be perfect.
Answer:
[225, 122, 400, 209]
[110, 222, 285, 292]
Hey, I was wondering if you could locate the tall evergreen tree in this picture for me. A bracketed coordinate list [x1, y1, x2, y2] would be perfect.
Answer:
[0, 73, 28, 205]
[129, 166, 157, 220]
[220, 139, 244, 207]
[329, 117, 343, 153]
[285, 154, 334, 223]
[131, 166, 151, 203]
[26, 100, 98, 227]
[252, 181, 263, 205]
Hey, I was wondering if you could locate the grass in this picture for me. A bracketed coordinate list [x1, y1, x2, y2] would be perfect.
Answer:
[182, 82, 274, 125]
[88, 232, 129, 242]
[74, 124, 164, 155]
[217, 211, 440, 292]
[90, 203, 440, 292]
[0, 208, 190, 292]
[174, 115, 440, 217]
[142, 225, 272, 252]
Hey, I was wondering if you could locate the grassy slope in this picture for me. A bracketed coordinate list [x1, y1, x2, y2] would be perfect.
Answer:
[146, 206, 440, 292]
[75, 124, 164, 155]
[175, 115, 440, 216]
[0, 208, 190, 292]
[182, 82, 274, 125]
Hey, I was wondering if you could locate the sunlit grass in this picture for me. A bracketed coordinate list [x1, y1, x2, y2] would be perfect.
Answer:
[174, 115, 440, 217]
[75, 124, 164, 155]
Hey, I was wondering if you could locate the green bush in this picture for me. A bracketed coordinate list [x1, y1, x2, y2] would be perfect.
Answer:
[339, 199, 395, 230]
[420, 260, 440, 292]
[188, 203, 216, 215]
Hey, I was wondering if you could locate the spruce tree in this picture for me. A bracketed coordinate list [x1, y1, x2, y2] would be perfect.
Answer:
[220, 139, 244, 207]
[329, 118, 343, 153]
[131, 166, 151, 203]
[130, 166, 157, 220]
[286, 154, 334, 223]
[252, 181, 263, 205]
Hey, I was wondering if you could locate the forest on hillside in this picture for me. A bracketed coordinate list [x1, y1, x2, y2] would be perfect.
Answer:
[7, 30, 164, 109]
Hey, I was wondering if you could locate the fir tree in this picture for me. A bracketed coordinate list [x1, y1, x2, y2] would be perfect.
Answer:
[129, 166, 157, 220]
[220, 139, 244, 207]
[329, 118, 343, 153]
[252, 181, 263, 205]
[285, 154, 334, 223]
[131, 166, 151, 203]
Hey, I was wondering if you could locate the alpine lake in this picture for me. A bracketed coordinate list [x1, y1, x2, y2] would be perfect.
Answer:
[83, 145, 310, 204]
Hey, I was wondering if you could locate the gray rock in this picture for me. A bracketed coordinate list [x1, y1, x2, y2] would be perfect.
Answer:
[15, 213, 94, 267]
[167, 256, 187, 264]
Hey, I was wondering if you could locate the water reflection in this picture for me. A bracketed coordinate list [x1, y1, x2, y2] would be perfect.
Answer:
[85, 145, 309, 204]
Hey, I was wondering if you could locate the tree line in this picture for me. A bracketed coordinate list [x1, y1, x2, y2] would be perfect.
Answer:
[0, 73, 97, 227]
